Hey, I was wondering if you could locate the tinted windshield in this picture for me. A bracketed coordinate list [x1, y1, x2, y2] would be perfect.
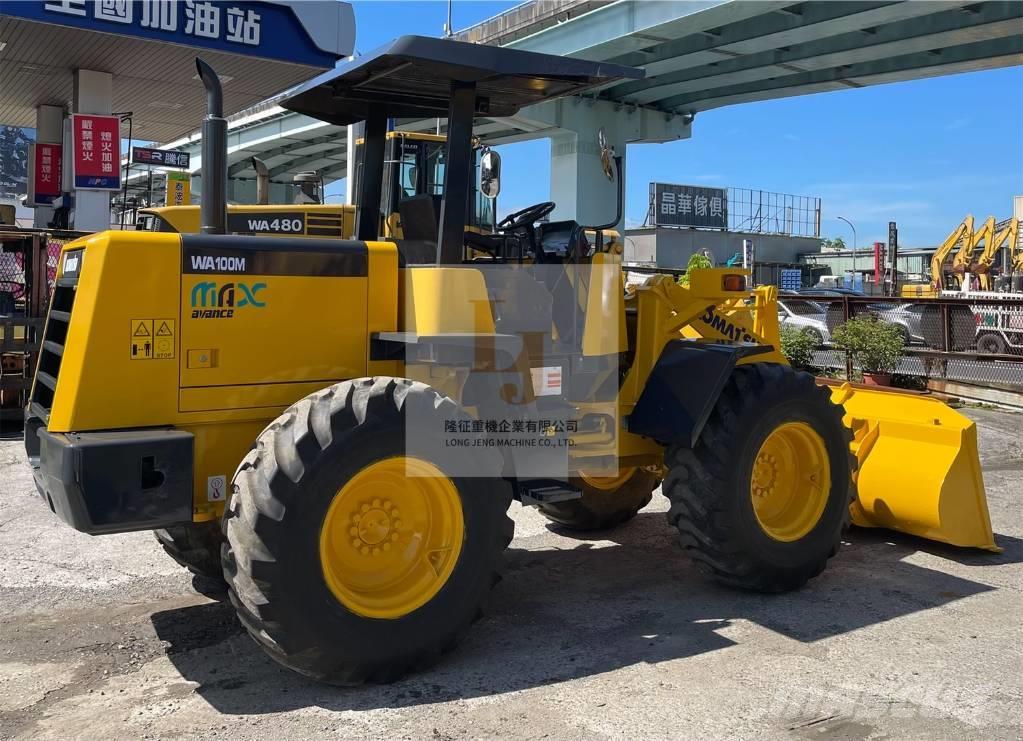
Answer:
[355, 134, 495, 233]
[424, 141, 445, 196]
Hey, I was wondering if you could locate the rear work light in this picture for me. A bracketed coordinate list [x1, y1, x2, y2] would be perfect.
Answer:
[722, 274, 747, 291]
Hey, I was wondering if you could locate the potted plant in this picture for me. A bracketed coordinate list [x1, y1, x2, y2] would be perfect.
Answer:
[677, 252, 713, 286]
[779, 324, 819, 372]
[831, 315, 904, 386]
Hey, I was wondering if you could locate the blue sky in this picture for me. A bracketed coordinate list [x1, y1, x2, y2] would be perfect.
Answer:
[343, 1, 1023, 248]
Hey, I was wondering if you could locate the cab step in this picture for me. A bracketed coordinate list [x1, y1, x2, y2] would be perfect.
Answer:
[516, 480, 582, 507]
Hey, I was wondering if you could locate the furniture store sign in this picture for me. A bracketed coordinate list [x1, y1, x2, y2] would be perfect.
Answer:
[650, 182, 727, 230]
[3, 1, 354, 68]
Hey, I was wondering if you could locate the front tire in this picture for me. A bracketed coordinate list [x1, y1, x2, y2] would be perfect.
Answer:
[663, 364, 853, 593]
[538, 468, 659, 530]
[222, 377, 514, 684]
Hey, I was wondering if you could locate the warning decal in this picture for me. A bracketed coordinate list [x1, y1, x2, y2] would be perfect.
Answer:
[153, 320, 175, 359]
[130, 318, 175, 360]
[529, 366, 563, 396]
[207, 475, 227, 502]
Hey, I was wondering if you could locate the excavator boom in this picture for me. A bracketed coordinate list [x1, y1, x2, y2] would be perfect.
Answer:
[952, 215, 996, 288]
[930, 215, 973, 292]
[973, 218, 1019, 290]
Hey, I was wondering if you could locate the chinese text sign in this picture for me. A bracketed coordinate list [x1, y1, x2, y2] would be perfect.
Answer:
[651, 183, 728, 230]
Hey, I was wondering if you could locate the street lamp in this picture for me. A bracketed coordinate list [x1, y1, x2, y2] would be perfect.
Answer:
[836, 216, 857, 287]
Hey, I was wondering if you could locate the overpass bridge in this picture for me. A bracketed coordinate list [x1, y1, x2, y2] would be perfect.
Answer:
[140, 0, 1023, 225]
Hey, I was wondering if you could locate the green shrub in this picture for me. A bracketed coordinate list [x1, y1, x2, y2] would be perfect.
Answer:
[891, 373, 928, 391]
[779, 324, 819, 371]
[678, 252, 713, 286]
[831, 316, 905, 374]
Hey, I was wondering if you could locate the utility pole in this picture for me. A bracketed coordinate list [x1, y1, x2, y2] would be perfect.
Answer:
[837, 215, 857, 288]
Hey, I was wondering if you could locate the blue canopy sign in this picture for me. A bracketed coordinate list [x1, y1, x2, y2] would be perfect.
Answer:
[0, 1, 354, 68]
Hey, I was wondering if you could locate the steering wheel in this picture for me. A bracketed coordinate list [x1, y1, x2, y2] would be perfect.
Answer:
[498, 201, 556, 232]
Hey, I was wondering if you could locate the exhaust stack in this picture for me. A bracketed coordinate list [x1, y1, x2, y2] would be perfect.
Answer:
[251, 157, 269, 205]
[196, 58, 227, 235]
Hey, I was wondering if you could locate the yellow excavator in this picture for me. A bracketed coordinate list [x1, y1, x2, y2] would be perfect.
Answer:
[952, 215, 997, 289]
[972, 217, 1020, 291]
[902, 215, 1019, 296]
[1014, 226, 1023, 275]
[901, 215, 973, 298]
[26, 38, 997, 684]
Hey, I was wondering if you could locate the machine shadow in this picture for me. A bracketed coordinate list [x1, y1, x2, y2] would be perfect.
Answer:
[151, 511, 996, 715]
[841, 528, 1023, 567]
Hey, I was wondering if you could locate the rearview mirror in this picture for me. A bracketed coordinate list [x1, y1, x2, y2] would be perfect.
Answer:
[480, 149, 501, 199]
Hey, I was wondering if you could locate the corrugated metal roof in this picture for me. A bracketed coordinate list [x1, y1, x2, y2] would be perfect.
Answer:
[0, 16, 327, 141]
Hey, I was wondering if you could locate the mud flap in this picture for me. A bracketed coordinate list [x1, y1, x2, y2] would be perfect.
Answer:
[826, 382, 1000, 552]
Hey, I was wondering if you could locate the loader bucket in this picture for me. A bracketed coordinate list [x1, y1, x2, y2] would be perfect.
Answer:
[824, 382, 1000, 552]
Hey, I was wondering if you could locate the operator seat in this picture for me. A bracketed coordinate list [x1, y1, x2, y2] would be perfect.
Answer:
[533, 220, 591, 347]
[397, 193, 507, 261]
[397, 194, 441, 241]
[537, 221, 590, 263]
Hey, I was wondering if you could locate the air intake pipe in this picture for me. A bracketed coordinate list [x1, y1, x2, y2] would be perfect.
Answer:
[196, 58, 227, 235]
[251, 156, 269, 205]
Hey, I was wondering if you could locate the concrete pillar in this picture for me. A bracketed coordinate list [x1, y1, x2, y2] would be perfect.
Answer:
[524, 97, 690, 233]
[70, 69, 113, 232]
[32, 104, 64, 228]
[550, 126, 626, 231]
[228, 178, 292, 205]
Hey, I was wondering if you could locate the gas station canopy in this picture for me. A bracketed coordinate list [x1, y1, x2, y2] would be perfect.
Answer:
[0, 0, 355, 142]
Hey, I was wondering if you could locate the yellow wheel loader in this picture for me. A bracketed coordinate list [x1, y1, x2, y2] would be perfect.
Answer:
[134, 130, 497, 239]
[25, 36, 997, 685]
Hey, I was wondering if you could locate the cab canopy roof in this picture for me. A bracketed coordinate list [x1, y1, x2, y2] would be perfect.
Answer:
[280, 35, 644, 125]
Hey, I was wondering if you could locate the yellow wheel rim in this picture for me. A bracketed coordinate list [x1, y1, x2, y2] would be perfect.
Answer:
[319, 456, 464, 619]
[578, 467, 637, 491]
[750, 422, 831, 542]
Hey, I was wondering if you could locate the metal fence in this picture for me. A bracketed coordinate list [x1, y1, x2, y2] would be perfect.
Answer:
[778, 294, 1023, 389]
[728, 188, 821, 238]
[0, 230, 78, 433]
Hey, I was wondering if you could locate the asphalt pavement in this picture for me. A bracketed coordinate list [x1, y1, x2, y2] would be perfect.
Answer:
[1, 408, 1021, 740]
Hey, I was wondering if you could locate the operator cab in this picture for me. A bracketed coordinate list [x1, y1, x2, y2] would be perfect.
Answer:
[280, 34, 639, 265]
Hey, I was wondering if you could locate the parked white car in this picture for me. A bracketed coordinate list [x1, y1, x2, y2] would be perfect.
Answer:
[777, 295, 831, 345]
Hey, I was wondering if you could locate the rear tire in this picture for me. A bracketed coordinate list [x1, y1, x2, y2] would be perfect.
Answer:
[154, 522, 224, 582]
[222, 377, 514, 685]
[977, 332, 1006, 355]
[663, 363, 853, 593]
[538, 469, 658, 530]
